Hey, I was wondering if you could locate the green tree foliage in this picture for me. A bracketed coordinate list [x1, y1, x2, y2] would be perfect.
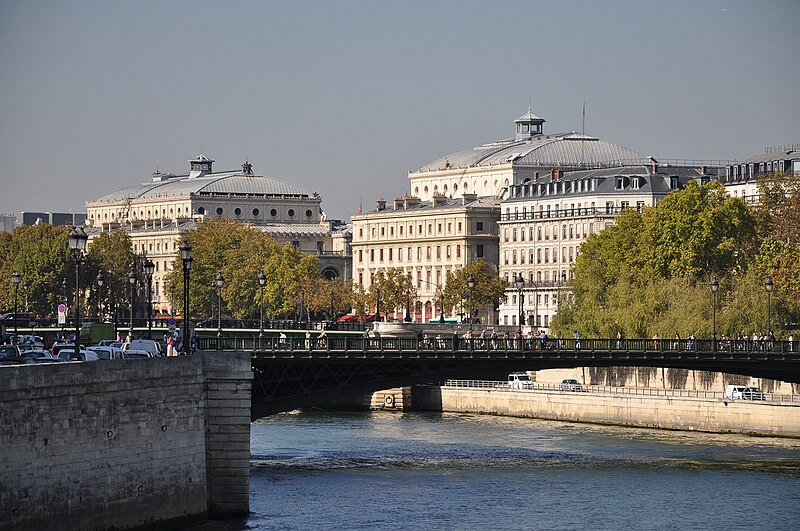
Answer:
[166, 219, 323, 320]
[370, 268, 416, 318]
[85, 231, 135, 311]
[552, 182, 766, 338]
[0, 224, 72, 317]
[305, 278, 353, 320]
[443, 260, 508, 316]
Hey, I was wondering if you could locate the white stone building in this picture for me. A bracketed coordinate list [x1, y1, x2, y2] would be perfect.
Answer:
[721, 145, 800, 203]
[85, 156, 350, 317]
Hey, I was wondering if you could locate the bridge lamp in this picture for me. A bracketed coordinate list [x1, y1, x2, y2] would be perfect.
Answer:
[764, 275, 774, 336]
[23, 279, 30, 313]
[96, 270, 105, 322]
[68, 226, 88, 357]
[710, 276, 718, 349]
[180, 242, 192, 354]
[258, 272, 266, 339]
[215, 271, 224, 342]
[128, 269, 137, 337]
[467, 274, 476, 336]
[143, 258, 155, 339]
[170, 282, 175, 317]
[515, 273, 525, 336]
[11, 270, 21, 341]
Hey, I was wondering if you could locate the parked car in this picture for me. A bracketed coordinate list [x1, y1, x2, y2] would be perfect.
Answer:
[87, 346, 126, 360]
[52, 342, 86, 358]
[0, 312, 37, 327]
[1, 345, 61, 365]
[56, 348, 98, 362]
[560, 379, 584, 392]
[17, 335, 44, 348]
[742, 387, 766, 401]
[508, 372, 533, 389]
[98, 340, 124, 348]
[125, 339, 163, 357]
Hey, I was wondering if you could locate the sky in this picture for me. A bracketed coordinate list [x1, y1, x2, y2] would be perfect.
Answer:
[1, 0, 798, 221]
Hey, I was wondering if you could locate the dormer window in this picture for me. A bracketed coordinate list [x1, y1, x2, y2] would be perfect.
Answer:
[632, 177, 641, 190]
[615, 178, 624, 190]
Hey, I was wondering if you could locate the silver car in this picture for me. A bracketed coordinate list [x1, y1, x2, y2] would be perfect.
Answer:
[560, 379, 584, 392]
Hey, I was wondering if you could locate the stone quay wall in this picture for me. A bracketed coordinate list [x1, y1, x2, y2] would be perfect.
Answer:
[0, 352, 252, 531]
[412, 386, 800, 437]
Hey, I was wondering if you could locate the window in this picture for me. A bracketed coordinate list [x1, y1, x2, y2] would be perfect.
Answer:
[458, 222, 462, 233]
[234, 207, 241, 216]
[476, 222, 484, 232]
[359, 228, 363, 238]
[379, 249, 384, 262]
[358, 249, 363, 262]
[216, 207, 223, 216]
[513, 228, 517, 242]
[381, 227, 385, 236]
[417, 247, 421, 260]
[428, 224, 432, 235]
[399, 226, 403, 236]
[427, 246, 431, 259]
[408, 247, 412, 260]
[632, 177, 641, 190]
[305, 209, 313, 218]
[446, 245, 451, 258]
[287, 209, 295, 217]
[370, 249, 374, 261]
[504, 229, 509, 243]
[388, 248, 393, 261]
[438, 223, 442, 234]
[456, 245, 461, 258]
[252, 208, 260, 217]
[615, 178, 624, 190]
[447, 223, 452, 233]
[270, 208, 278, 217]
[477, 244, 484, 258]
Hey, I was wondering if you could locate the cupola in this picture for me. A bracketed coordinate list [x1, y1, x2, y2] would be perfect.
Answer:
[188, 154, 214, 178]
[514, 107, 545, 141]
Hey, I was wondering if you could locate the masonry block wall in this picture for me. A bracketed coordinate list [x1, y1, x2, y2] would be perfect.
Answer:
[0, 352, 252, 531]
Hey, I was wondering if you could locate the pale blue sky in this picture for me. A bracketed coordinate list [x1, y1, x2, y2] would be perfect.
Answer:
[1, 0, 798, 220]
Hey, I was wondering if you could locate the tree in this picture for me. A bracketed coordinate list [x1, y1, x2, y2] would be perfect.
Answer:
[0, 224, 72, 318]
[370, 268, 416, 319]
[85, 231, 135, 316]
[443, 260, 508, 319]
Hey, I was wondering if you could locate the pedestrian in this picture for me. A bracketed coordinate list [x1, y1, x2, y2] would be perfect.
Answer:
[616, 330, 623, 350]
[652, 333, 660, 350]
[305, 330, 311, 350]
[318, 328, 327, 348]
[788, 333, 794, 352]
[279, 331, 287, 350]
[490, 329, 498, 350]
[574, 330, 581, 351]
[673, 331, 681, 351]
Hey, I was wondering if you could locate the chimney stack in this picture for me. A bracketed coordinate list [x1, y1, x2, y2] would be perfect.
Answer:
[534, 170, 539, 181]
[376, 198, 386, 211]
[549, 168, 555, 181]
[557, 167, 563, 180]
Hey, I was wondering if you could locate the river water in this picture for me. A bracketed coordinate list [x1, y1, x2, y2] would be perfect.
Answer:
[203, 411, 800, 530]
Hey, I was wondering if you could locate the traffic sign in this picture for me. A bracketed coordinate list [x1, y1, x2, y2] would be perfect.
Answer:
[58, 304, 67, 314]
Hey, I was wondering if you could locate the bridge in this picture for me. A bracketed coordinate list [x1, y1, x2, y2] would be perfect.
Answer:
[193, 336, 800, 419]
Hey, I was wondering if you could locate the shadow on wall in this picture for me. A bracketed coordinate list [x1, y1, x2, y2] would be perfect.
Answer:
[411, 385, 443, 412]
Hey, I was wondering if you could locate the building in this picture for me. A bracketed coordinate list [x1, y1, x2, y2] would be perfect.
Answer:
[85, 156, 350, 317]
[408, 109, 648, 202]
[351, 194, 500, 322]
[721, 144, 800, 203]
[497, 163, 712, 330]
[0, 214, 15, 232]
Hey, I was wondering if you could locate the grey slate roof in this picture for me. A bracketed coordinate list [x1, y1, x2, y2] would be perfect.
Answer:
[416, 131, 648, 172]
[89, 171, 312, 204]
[356, 196, 501, 217]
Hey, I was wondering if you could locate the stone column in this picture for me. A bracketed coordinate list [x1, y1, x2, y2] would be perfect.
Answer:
[201, 352, 253, 518]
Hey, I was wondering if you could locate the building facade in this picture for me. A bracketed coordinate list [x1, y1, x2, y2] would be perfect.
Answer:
[351, 194, 500, 322]
[85, 156, 350, 317]
[497, 164, 711, 330]
[721, 145, 800, 203]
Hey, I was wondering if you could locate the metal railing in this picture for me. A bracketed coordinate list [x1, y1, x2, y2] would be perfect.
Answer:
[195, 336, 799, 356]
[441, 379, 800, 404]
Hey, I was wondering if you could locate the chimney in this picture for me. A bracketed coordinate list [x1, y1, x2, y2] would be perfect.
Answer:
[549, 168, 555, 181]
[393, 196, 405, 210]
[557, 168, 563, 180]
[462, 192, 478, 205]
[700, 165, 706, 174]
[405, 196, 421, 208]
[432, 193, 448, 207]
[534, 171, 539, 182]
[376, 198, 386, 211]
[651, 162, 658, 173]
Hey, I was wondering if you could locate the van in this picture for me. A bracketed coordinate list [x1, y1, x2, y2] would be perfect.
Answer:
[125, 339, 163, 357]
[508, 372, 533, 389]
[725, 385, 747, 400]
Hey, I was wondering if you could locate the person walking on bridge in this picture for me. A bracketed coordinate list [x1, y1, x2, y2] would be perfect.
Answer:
[574, 330, 581, 351]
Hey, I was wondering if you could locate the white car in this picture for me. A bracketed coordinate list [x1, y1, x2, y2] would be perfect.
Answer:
[560, 379, 584, 392]
[87, 346, 126, 360]
[56, 349, 99, 362]
[508, 372, 533, 389]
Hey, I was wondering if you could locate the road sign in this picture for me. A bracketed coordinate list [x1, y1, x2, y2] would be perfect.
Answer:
[58, 304, 67, 314]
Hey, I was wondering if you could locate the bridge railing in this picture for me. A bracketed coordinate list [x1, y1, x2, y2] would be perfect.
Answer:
[441, 379, 800, 404]
[195, 335, 798, 355]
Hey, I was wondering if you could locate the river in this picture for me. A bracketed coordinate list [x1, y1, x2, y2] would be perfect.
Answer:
[198, 411, 800, 530]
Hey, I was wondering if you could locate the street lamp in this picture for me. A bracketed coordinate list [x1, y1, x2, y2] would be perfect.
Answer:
[96, 270, 105, 322]
[128, 269, 136, 338]
[170, 282, 176, 317]
[258, 272, 266, 339]
[765, 275, 774, 336]
[180, 242, 192, 354]
[404, 287, 412, 323]
[68, 226, 88, 356]
[11, 271, 21, 341]
[143, 258, 155, 339]
[215, 271, 224, 345]
[438, 287, 445, 324]
[375, 289, 381, 323]
[23, 279, 30, 313]
[515, 273, 525, 336]
[467, 274, 476, 337]
[710, 276, 719, 349]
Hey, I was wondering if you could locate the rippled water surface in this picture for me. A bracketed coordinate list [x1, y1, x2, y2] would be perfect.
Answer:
[201, 411, 800, 530]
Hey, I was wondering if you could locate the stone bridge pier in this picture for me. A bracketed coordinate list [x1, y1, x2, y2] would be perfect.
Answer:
[0, 352, 252, 531]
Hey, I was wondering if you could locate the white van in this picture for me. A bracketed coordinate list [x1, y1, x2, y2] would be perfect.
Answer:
[725, 385, 747, 400]
[125, 339, 163, 357]
[508, 372, 533, 390]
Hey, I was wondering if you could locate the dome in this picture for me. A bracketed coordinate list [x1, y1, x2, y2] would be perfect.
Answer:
[415, 112, 648, 172]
